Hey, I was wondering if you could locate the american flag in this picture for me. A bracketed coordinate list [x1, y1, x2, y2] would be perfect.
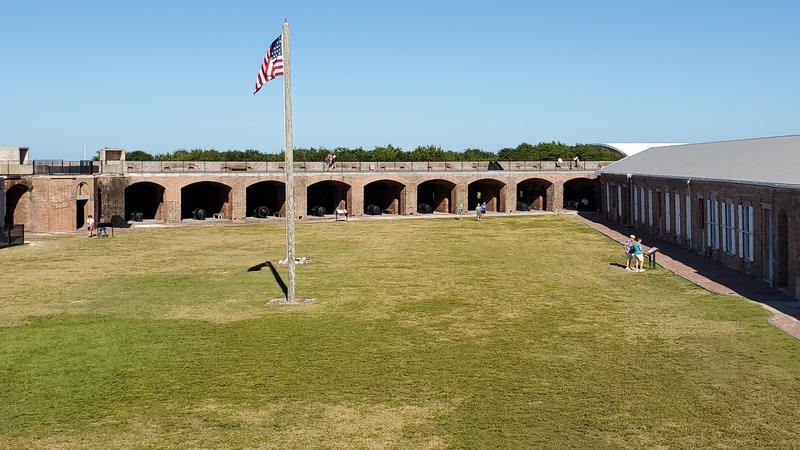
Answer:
[254, 35, 284, 95]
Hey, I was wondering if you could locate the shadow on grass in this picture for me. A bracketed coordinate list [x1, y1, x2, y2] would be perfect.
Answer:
[248, 261, 287, 298]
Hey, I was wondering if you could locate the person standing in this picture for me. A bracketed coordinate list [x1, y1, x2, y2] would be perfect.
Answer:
[633, 237, 645, 272]
[480, 202, 487, 219]
[87, 215, 95, 238]
[624, 234, 635, 270]
[458, 202, 464, 220]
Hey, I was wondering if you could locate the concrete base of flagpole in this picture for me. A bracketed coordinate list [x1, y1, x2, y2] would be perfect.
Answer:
[268, 297, 315, 305]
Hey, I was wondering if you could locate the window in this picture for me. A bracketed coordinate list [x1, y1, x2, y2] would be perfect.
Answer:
[738, 205, 754, 261]
[617, 185, 622, 220]
[640, 188, 645, 223]
[605, 184, 610, 214]
[722, 201, 735, 255]
[675, 193, 681, 237]
[647, 189, 653, 226]
[706, 199, 719, 249]
[665, 191, 671, 234]
[633, 186, 639, 222]
[685, 195, 691, 242]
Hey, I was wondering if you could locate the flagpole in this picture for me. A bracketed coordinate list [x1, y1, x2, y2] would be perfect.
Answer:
[282, 20, 296, 303]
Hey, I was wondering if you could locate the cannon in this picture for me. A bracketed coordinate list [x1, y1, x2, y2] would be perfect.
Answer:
[192, 208, 207, 220]
[365, 204, 382, 215]
[417, 203, 433, 214]
[311, 205, 326, 217]
[253, 205, 271, 218]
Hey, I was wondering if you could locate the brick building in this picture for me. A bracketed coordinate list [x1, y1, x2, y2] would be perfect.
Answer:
[2, 147, 605, 234]
[599, 136, 800, 300]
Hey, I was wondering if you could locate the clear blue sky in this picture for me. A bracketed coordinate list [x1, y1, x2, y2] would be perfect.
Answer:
[2, 0, 798, 160]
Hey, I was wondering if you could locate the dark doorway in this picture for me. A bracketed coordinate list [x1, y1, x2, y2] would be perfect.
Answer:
[307, 180, 351, 216]
[126, 182, 166, 221]
[181, 182, 232, 220]
[5, 184, 30, 225]
[364, 180, 405, 215]
[517, 178, 553, 211]
[564, 178, 600, 211]
[417, 180, 456, 213]
[76, 199, 88, 229]
[468, 179, 505, 212]
[246, 181, 285, 218]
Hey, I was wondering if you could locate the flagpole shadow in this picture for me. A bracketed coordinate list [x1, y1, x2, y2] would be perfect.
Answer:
[247, 261, 288, 299]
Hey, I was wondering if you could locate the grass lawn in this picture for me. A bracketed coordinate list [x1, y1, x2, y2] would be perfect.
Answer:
[1, 215, 799, 449]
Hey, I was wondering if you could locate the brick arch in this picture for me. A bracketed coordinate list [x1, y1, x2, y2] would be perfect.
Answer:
[564, 177, 601, 211]
[468, 178, 507, 212]
[125, 181, 167, 221]
[76, 182, 91, 198]
[5, 183, 31, 226]
[180, 181, 232, 220]
[306, 180, 351, 217]
[364, 179, 406, 215]
[516, 177, 554, 211]
[246, 180, 285, 218]
[417, 179, 456, 213]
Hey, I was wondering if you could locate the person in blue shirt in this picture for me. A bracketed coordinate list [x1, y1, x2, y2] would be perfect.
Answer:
[632, 237, 645, 272]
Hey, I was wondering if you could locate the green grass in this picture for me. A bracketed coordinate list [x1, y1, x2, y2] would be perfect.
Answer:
[2, 216, 799, 449]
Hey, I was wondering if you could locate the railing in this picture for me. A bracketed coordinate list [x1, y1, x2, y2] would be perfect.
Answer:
[33, 160, 97, 175]
[0, 161, 34, 176]
[121, 160, 613, 174]
[0, 224, 24, 248]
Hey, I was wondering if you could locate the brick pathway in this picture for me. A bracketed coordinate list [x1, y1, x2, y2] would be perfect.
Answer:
[574, 212, 800, 340]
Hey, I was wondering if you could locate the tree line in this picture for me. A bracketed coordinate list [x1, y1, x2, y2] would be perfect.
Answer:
[122, 142, 624, 162]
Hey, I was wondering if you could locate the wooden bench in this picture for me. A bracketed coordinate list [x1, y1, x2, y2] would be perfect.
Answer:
[335, 208, 348, 221]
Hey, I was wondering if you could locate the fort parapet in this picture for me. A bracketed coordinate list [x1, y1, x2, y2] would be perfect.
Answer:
[3, 149, 610, 233]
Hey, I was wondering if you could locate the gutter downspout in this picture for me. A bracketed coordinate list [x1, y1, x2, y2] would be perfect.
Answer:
[686, 178, 691, 250]
[627, 174, 633, 226]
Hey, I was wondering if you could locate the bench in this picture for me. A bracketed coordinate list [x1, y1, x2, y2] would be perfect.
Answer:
[644, 247, 659, 269]
[335, 208, 348, 221]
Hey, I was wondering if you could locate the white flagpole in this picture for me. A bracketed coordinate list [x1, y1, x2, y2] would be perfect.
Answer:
[282, 20, 296, 302]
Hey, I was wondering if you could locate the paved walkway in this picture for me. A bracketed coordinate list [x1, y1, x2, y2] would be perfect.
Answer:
[574, 212, 800, 340]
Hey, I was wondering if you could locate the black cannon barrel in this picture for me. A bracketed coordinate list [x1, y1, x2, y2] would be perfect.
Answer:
[192, 208, 207, 220]
[254, 205, 270, 218]
[417, 203, 433, 214]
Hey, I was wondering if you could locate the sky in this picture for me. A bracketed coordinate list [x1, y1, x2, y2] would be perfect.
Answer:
[2, 0, 799, 161]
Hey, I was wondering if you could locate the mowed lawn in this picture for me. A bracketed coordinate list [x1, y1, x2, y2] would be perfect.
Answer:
[2, 215, 799, 449]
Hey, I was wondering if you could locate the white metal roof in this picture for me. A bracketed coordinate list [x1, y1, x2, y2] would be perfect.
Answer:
[599, 135, 800, 188]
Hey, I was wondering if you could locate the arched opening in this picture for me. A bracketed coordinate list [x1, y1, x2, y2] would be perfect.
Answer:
[125, 182, 166, 222]
[468, 179, 506, 212]
[181, 181, 232, 220]
[564, 178, 600, 211]
[76, 182, 91, 229]
[364, 180, 405, 215]
[517, 178, 554, 211]
[416, 179, 456, 214]
[5, 184, 30, 226]
[775, 209, 789, 288]
[246, 181, 285, 218]
[307, 180, 351, 216]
